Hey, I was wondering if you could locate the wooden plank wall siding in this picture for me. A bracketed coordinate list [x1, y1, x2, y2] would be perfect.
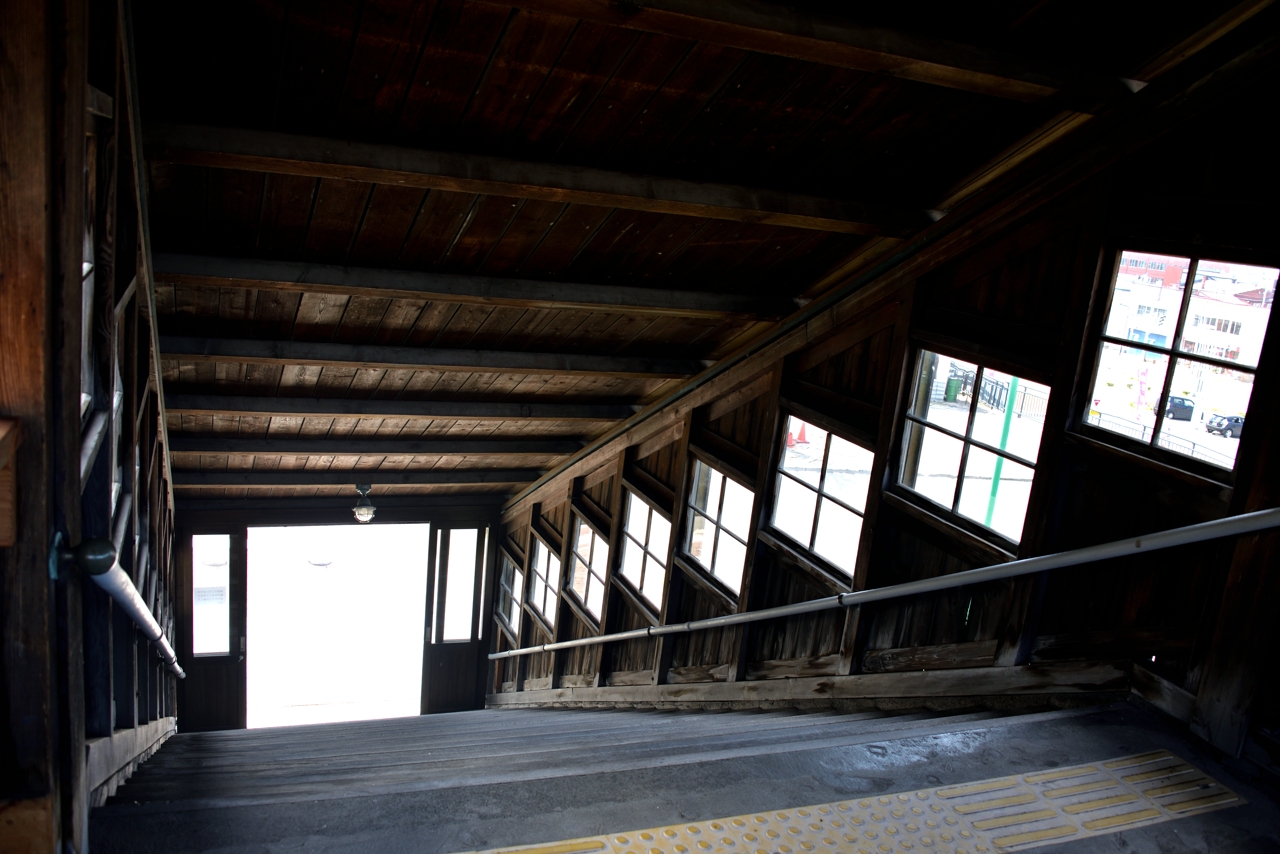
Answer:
[486, 65, 1280, 749]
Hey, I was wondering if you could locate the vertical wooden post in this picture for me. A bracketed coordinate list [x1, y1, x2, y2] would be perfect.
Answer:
[652, 412, 696, 685]
[727, 369, 784, 683]
[593, 452, 628, 687]
[1190, 302, 1280, 756]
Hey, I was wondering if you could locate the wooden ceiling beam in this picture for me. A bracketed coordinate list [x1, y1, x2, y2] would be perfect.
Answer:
[152, 254, 796, 320]
[168, 436, 582, 456]
[159, 336, 708, 379]
[481, 0, 1132, 106]
[172, 469, 542, 487]
[145, 124, 924, 236]
[163, 394, 637, 422]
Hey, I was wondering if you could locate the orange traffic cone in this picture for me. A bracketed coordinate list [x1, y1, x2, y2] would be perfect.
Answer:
[786, 431, 795, 447]
[797, 423, 808, 444]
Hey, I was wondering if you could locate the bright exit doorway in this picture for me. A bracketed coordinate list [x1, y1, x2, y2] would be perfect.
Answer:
[245, 524, 431, 729]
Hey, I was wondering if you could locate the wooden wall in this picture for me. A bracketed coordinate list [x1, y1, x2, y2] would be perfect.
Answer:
[487, 64, 1280, 757]
[1, 1, 181, 848]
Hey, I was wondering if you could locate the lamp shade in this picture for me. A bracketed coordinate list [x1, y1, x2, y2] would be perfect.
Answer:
[352, 484, 376, 523]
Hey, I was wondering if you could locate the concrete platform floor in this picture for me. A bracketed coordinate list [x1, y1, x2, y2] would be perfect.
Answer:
[90, 701, 1280, 854]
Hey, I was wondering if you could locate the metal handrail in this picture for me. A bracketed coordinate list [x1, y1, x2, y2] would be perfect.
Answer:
[490, 507, 1280, 661]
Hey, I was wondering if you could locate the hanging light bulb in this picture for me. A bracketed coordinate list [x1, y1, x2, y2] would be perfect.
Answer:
[352, 484, 376, 523]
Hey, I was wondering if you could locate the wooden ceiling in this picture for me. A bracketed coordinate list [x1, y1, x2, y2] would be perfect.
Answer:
[134, 0, 1244, 509]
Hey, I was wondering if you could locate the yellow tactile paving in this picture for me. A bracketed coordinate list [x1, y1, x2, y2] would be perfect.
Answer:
[474, 751, 1242, 854]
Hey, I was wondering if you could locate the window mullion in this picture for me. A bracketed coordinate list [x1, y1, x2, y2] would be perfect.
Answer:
[952, 367, 983, 513]
[1150, 259, 1199, 444]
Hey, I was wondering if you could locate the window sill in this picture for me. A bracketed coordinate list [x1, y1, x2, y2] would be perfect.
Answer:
[880, 489, 1017, 567]
[610, 574, 660, 626]
[520, 601, 555, 641]
[1067, 428, 1235, 493]
[672, 554, 739, 614]
[756, 528, 849, 597]
[561, 589, 602, 634]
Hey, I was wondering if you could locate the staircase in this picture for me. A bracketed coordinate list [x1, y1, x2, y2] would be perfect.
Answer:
[90, 701, 1278, 854]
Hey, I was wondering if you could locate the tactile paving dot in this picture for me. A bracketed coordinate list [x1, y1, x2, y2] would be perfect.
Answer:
[477, 751, 1242, 854]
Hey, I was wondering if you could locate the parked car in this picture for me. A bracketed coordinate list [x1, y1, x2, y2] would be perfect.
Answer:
[1206, 415, 1245, 439]
[1164, 395, 1195, 421]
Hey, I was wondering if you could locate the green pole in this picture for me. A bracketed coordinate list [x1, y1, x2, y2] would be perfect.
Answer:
[985, 377, 1018, 527]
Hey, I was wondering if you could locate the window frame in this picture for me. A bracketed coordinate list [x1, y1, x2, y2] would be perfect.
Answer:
[567, 511, 610, 623]
[1077, 245, 1278, 484]
[494, 547, 524, 643]
[524, 530, 561, 632]
[768, 413, 875, 582]
[680, 453, 755, 599]
[618, 486, 672, 612]
[894, 346, 1048, 553]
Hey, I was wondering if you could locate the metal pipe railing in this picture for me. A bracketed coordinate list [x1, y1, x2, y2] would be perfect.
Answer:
[62, 531, 186, 679]
[490, 506, 1280, 661]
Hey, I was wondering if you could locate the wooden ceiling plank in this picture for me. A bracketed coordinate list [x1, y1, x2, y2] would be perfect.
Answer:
[153, 253, 794, 320]
[145, 123, 923, 236]
[172, 468, 543, 487]
[159, 334, 709, 378]
[169, 436, 581, 455]
[479, 0, 1132, 106]
[163, 394, 636, 421]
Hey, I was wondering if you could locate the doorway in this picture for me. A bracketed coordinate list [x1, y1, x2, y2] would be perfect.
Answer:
[245, 523, 431, 728]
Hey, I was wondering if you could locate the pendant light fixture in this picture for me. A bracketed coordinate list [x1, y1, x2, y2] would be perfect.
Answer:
[352, 484, 376, 523]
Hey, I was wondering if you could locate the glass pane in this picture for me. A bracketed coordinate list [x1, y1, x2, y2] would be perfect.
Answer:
[824, 434, 874, 512]
[621, 535, 645, 588]
[547, 552, 561, 590]
[625, 492, 648, 539]
[1156, 358, 1252, 469]
[641, 556, 666, 606]
[780, 416, 826, 488]
[899, 421, 963, 509]
[687, 512, 714, 568]
[909, 350, 977, 435]
[956, 448, 1035, 543]
[575, 519, 593, 562]
[772, 474, 817, 547]
[504, 571, 514, 632]
[1104, 251, 1191, 344]
[689, 460, 723, 514]
[571, 554, 589, 599]
[719, 476, 754, 539]
[531, 574, 547, 616]
[591, 532, 609, 573]
[1086, 341, 1169, 443]
[192, 534, 231, 655]
[1180, 260, 1276, 369]
[970, 370, 1050, 464]
[814, 498, 863, 575]
[585, 575, 604, 618]
[713, 530, 746, 593]
[648, 512, 671, 562]
[532, 539, 547, 579]
[442, 529, 478, 641]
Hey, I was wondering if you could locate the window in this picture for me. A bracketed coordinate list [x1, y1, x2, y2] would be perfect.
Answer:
[192, 534, 231, 656]
[899, 351, 1050, 544]
[527, 535, 560, 625]
[684, 459, 754, 594]
[496, 552, 523, 636]
[771, 416, 874, 576]
[439, 528, 479, 642]
[1086, 250, 1277, 471]
[569, 516, 608, 619]
[620, 491, 670, 608]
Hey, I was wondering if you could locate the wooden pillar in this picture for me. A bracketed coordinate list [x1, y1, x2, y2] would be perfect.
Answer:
[651, 412, 695, 685]
[1190, 305, 1280, 756]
